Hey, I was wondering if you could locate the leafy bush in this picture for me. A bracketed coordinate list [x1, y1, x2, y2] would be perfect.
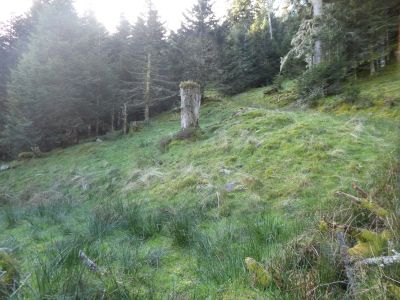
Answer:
[298, 61, 346, 105]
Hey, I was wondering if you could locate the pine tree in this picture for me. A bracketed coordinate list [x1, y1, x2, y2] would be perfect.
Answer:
[117, 1, 177, 126]
[6, 0, 115, 153]
[178, 0, 220, 94]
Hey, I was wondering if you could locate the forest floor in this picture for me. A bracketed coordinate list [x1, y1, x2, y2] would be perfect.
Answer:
[0, 65, 399, 299]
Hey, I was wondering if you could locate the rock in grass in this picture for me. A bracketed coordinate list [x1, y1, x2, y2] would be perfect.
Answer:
[245, 257, 271, 289]
[0, 165, 9, 172]
[225, 182, 237, 192]
[225, 182, 246, 192]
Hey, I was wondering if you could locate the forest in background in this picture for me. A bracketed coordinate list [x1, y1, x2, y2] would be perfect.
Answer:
[0, 0, 399, 158]
[1, 1, 400, 298]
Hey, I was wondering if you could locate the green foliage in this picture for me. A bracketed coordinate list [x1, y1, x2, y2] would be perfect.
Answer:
[179, 81, 200, 90]
[6, 0, 115, 154]
[0, 251, 20, 297]
[341, 83, 361, 104]
[297, 61, 346, 104]
[167, 206, 200, 247]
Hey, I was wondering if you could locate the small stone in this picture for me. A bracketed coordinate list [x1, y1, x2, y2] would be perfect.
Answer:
[225, 182, 236, 192]
[96, 138, 103, 143]
[0, 165, 10, 172]
[219, 168, 231, 175]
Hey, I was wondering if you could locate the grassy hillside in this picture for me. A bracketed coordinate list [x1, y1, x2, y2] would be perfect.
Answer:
[1, 67, 399, 299]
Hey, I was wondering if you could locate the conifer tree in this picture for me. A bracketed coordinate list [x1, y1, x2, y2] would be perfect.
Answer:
[178, 0, 220, 94]
[6, 0, 114, 152]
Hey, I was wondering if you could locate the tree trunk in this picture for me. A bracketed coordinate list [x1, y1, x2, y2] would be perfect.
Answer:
[88, 124, 92, 137]
[111, 105, 115, 132]
[144, 53, 151, 123]
[95, 119, 99, 137]
[95, 95, 100, 137]
[311, 0, 323, 65]
[180, 82, 201, 130]
[267, 0, 274, 40]
[397, 24, 400, 62]
[370, 60, 376, 76]
[268, 12, 273, 40]
[122, 103, 128, 134]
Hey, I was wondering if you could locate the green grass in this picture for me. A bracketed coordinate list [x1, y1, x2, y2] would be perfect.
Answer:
[0, 65, 399, 298]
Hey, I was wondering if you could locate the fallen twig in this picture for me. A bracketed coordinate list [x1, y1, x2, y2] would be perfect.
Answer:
[79, 250, 98, 272]
[352, 183, 368, 198]
[9, 273, 31, 298]
[336, 232, 357, 298]
[0, 247, 13, 253]
[335, 191, 362, 204]
[360, 252, 400, 267]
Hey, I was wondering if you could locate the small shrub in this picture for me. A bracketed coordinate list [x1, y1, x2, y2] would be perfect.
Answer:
[341, 83, 361, 104]
[298, 61, 346, 105]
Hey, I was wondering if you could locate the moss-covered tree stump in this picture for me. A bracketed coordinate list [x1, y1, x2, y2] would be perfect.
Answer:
[180, 81, 201, 130]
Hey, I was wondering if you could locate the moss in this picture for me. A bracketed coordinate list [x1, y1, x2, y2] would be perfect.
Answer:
[360, 199, 389, 218]
[348, 230, 390, 258]
[388, 284, 400, 298]
[0, 70, 399, 298]
[318, 220, 329, 233]
[244, 257, 272, 289]
[179, 81, 200, 90]
[0, 252, 19, 293]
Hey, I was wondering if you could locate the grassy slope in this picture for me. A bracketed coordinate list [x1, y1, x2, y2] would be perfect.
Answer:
[0, 66, 399, 298]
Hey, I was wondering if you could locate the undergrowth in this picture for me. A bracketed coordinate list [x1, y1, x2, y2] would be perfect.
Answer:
[0, 66, 399, 298]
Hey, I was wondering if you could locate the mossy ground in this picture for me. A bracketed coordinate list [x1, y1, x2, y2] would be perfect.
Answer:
[0, 65, 399, 299]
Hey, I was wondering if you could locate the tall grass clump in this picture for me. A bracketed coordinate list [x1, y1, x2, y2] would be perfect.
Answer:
[30, 235, 151, 299]
[194, 215, 298, 288]
[167, 206, 202, 247]
[26, 190, 77, 223]
[121, 203, 165, 239]
[2, 205, 22, 229]
[88, 201, 122, 239]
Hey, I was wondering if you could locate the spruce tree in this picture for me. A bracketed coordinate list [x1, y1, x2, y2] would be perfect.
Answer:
[179, 0, 220, 95]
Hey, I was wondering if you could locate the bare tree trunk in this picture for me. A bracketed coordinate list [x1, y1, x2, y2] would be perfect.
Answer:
[95, 96, 100, 137]
[311, 0, 323, 65]
[144, 53, 151, 123]
[180, 81, 201, 130]
[397, 24, 400, 62]
[95, 119, 99, 137]
[267, 0, 274, 40]
[111, 105, 115, 132]
[370, 60, 376, 76]
[122, 103, 128, 135]
[88, 124, 91, 137]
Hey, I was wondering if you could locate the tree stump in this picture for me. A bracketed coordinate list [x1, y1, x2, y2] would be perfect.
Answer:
[180, 81, 201, 130]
